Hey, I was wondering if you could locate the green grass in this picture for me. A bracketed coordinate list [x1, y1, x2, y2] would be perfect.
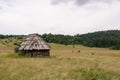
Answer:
[0, 39, 120, 80]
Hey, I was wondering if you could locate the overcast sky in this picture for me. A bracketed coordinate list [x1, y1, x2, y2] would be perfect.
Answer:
[0, 0, 120, 35]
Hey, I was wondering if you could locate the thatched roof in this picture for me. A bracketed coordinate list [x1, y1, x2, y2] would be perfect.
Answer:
[18, 34, 50, 50]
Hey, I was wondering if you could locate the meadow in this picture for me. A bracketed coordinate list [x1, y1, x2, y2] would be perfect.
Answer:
[0, 38, 120, 80]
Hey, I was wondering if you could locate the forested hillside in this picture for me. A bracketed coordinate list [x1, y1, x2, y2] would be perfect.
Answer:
[40, 30, 120, 49]
[74, 30, 120, 49]
[0, 30, 120, 49]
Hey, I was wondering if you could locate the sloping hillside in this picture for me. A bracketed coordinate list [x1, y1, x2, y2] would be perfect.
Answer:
[77, 30, 120, 48]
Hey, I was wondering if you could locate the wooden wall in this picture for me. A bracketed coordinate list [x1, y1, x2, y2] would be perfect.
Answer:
[25, 50, 50, 57]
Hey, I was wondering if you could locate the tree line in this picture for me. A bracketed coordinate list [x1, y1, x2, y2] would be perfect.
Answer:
[0, 34, 24, 39]
[0, 30, 120, 50]
[40, 30, 120, 50]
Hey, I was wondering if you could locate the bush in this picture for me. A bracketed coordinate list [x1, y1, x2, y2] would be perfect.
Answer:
[110, 45, 120, 50]
[18, 51, 26, 56]
[14, 42, 18, 45]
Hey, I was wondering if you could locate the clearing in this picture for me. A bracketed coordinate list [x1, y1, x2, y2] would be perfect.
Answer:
[0, 39, 120, 80]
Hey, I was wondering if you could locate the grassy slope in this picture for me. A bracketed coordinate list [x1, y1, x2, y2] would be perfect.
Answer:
[0, 39, 120, 80]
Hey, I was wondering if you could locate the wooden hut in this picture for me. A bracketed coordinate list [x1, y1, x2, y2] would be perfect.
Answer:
[18, 34, 50, 57]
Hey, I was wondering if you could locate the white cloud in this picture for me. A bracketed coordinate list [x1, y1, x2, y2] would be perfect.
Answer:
[51, 0, 120, 6]
[0, 0, 120, 35]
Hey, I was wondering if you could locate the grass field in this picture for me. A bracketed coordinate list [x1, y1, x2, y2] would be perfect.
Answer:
[0, 39, 120, 80]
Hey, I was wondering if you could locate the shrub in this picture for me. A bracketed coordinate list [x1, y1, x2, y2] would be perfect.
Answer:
[18, 51, 26, 56]
[110, 45, 120, 50]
